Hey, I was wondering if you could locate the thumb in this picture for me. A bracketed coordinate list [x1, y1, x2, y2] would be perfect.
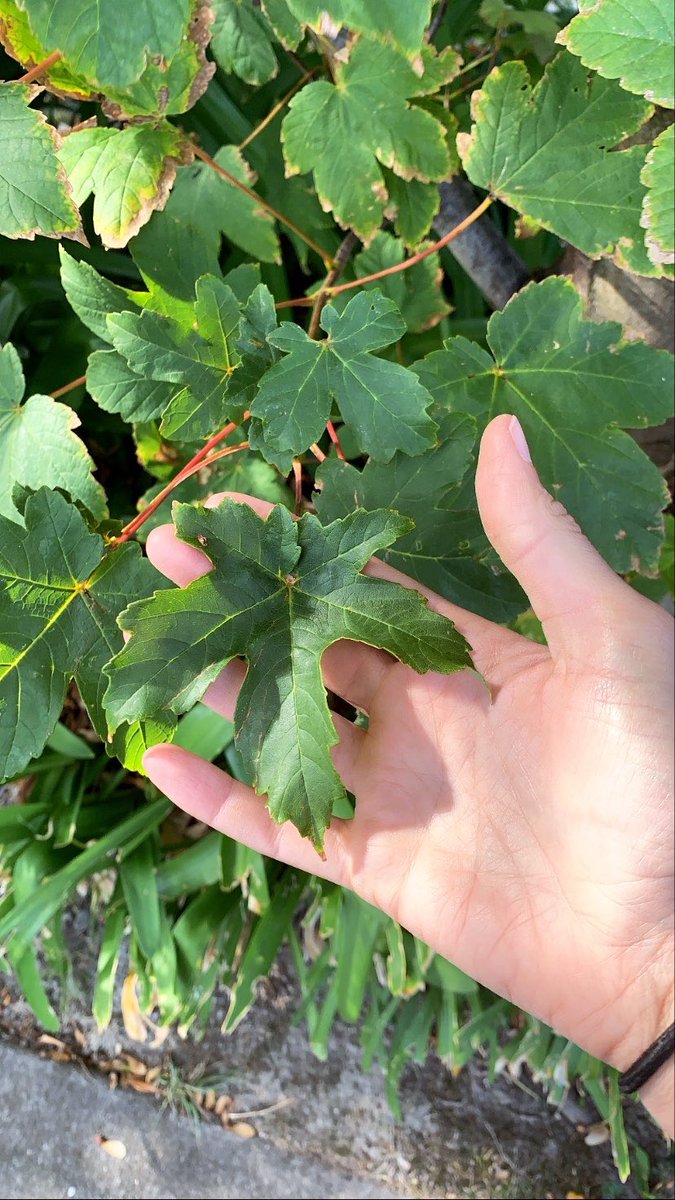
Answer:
[476, 414, 626, 659]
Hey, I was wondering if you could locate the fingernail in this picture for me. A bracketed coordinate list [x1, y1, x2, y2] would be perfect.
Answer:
[508, 415, 531, 463]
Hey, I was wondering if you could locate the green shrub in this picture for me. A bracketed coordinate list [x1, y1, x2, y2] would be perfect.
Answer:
[0, 1, 673, 1189]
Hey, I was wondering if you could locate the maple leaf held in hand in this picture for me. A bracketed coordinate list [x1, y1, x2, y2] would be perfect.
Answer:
[104, 498, 472, 850]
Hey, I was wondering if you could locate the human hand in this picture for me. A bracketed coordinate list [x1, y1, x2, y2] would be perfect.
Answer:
[144, 415, 674, 1131]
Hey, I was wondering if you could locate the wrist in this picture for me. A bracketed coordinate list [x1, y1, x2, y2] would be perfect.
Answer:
[601, 939, 674, 1137]
[636, 1055, 674, 1139]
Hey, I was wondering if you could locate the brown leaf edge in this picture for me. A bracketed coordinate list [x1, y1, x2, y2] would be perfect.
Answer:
[101, 0, 216, 122]
[102, 130, 196, 249]
[3, 84, 87, 245]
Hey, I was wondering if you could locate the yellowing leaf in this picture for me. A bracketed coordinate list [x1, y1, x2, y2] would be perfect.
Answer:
[59, 123, 192, 248]
[15, 0, 193, 91]
[0, 82, 83, 242]
[459, 54, 656, 276]
[282, 40, 459, 239]
[97, 1137, 128, 1160]
[558, 0, 674, 108]
[120, 972, 148, 1044]
[640, 125, 674, 276]
[0, 342, 106, 523]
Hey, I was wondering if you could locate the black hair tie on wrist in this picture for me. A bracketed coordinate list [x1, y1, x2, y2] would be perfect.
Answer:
[619, 1023, 675, 1095]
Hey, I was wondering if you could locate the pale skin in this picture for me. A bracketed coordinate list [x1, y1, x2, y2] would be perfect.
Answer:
[144, 414, 674, 1135]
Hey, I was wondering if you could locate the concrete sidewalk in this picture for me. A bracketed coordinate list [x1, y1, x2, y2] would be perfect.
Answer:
[0, 1041, 405, 1200]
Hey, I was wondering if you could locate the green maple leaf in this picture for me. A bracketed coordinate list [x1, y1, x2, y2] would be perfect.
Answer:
[285, 0, 432, 55]
[413, 277, 674, 574]
[350, 232, 450, 332]
[88, 351, 178, 426]
[104, 498, 471, 849]
[58, 122, 191, 249]
[167, 147, 281, 264]
[0, 343, 106, 523]
[211, 0, 278, 85]
[59, 249, 183, 425]
[15, 0, 192, 91]
[59, 248, 145, 340]
[100, 0, 215, 120]
[251, 291, 437, 463]
[282, 40, 459, 239]
[0, 1, 98, 101]
[0, 82, 83, 242]
[558, 0, 674, 109]
[382, 173, 442, 247]
[261, 0, 302, 48]
[458, 54, 656, 276]
[0, 0, 213, 119]
[107, 275, 244, 441]
[315, 413, 526, 622]
[640, 127, 674, 277]
[0, 488, 165, 780]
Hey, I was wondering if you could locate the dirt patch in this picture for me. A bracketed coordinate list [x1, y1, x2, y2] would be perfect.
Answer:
[0, 910, 672, 1200]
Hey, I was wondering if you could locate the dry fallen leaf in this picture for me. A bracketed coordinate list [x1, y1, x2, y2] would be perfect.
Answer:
[203, 1090, 217, 1111]
[583, 1122, 609, 1147]
[215, 1094, 232, 1118]
[566, 1193, 586, 1199]
[145, 1066, 161, 1084]
[37, 1034, 66, 1049]
[120, 973, 148, 1044]
[126, 1077, 159, 1095]
[229, 1121, 256, 1139]
[73, 1028, 87, 1048]
[96, 1136, 127, 1160]
[120, 1054, 148, 1077]
[149, 1024, 171, 1049]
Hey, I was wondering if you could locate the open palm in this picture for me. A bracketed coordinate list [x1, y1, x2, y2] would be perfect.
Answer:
[144, 415, 674, 1097]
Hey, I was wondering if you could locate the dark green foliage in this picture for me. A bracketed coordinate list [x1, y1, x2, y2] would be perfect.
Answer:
[0, 2, 672, 1181]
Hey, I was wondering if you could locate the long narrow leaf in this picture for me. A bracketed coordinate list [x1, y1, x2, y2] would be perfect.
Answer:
[222, 872, 305, 1033]
[0, 799, 171, 957]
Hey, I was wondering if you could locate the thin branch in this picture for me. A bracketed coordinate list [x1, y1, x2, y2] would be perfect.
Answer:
[18, 51, 62, 84]
[445, 52, 497, 103]
[452, 50, 495, 80]
[50, 374, 86, 399]
[427, 0, 449, 42]
[326, 421, 345, 460]
[238, 69, 318, 151]
[191, 414, 249, 469]
[292, 459, 303, 514]
[324, 197, 493, 298]
[192, 143, 334, 268]
[308, 230, 359, 339]
[275, 296, 314, 310]
[112, 442, 249, 545]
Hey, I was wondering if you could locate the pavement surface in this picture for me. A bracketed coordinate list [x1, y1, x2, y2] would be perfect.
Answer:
[0, 1040, 405, 1200]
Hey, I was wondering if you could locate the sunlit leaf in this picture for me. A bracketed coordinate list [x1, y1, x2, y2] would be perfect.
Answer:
[104, 499, 471, 847]
[0, 342, 106, 522]
[0, 82, 83, 242]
